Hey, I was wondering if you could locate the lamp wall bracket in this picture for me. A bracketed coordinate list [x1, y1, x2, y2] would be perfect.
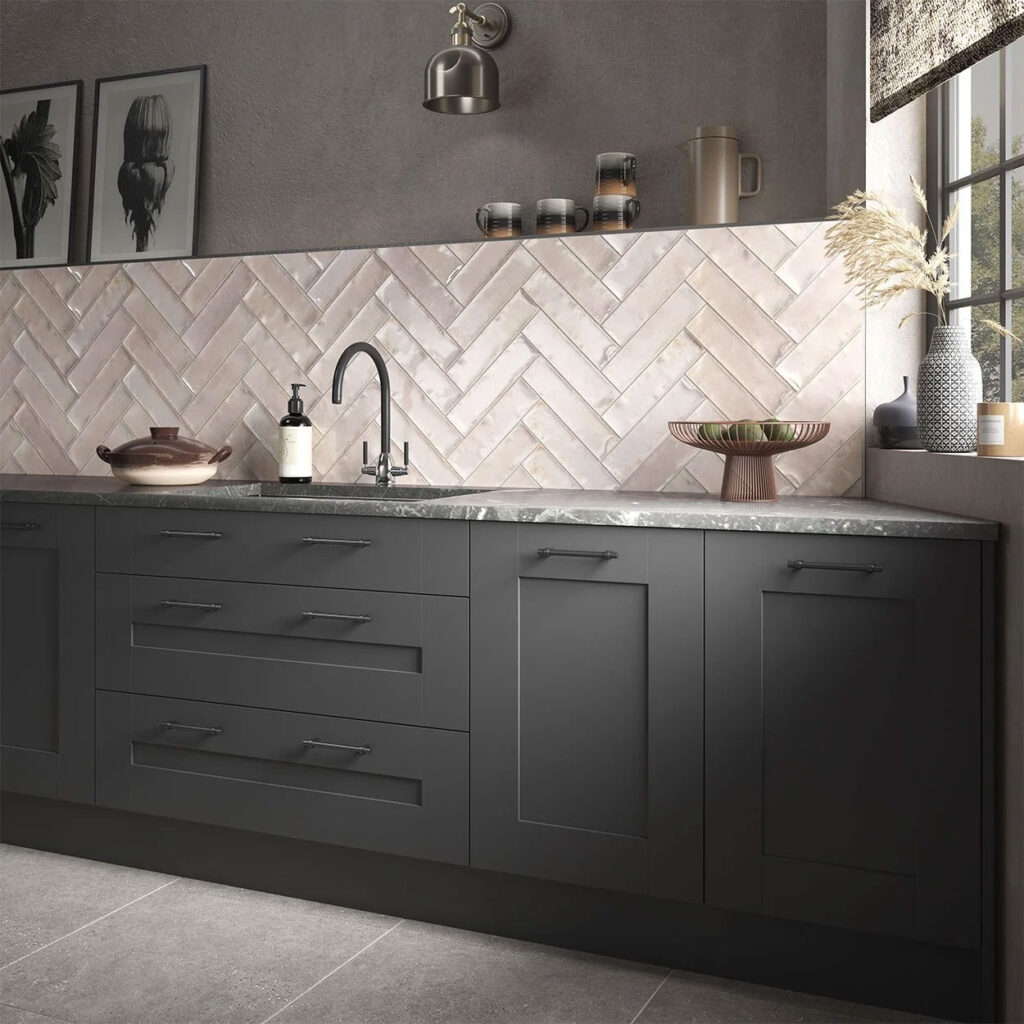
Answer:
[450, 2, 510, 49]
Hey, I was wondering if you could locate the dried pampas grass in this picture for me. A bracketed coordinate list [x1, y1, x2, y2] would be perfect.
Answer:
[824, 176, 957, 328]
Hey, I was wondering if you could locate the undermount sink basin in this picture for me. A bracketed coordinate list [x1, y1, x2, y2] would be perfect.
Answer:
[254, 483, 493, 502]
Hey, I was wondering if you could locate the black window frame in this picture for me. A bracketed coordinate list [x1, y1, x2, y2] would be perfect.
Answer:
[928, 42, 1023, 401]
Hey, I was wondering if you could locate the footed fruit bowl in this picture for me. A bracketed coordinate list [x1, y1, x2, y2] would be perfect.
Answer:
[668, 420, 830, 501]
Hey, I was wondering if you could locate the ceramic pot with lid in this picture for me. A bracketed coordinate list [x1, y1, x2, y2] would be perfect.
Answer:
[97, 427, 231, 486]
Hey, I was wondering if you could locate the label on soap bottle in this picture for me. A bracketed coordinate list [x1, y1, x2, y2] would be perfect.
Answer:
[279, 425, 313, 478]
[978, 415, 1005, 446]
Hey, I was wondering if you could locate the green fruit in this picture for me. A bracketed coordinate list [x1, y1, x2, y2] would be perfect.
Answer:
[726, 419, 765, 442]
[762, 418, 796, 442]
[697, 422, 725, 442]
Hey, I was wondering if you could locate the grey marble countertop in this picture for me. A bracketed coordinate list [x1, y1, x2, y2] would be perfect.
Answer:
[0, 475, 999, 540]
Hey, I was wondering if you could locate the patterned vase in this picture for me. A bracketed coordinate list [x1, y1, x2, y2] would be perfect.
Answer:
[916, 325, 983, 453]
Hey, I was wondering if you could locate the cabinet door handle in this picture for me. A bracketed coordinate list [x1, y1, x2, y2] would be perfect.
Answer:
[787, 560, 883, 574]
[1, 521, 38, 530]
[301, 610, 372, 623]
[160, 720, 223, 736]
[160, 600, 223, 611]
[160, 530, 223, 539]
[537, 547, 619, 560]
[302, 739, 371, 754]
[301, 536, 372, 547]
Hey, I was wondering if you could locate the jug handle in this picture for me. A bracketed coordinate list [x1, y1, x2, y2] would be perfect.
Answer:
[739, 153, 761, 198]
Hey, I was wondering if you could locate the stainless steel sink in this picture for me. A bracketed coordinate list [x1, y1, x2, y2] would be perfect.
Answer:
[255, 482, 493, 501]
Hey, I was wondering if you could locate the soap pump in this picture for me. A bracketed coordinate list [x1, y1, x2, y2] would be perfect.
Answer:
[278, 383, 313, 483]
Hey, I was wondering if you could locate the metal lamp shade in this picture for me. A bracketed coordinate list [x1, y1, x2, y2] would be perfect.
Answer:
[423, 45, 500, 113]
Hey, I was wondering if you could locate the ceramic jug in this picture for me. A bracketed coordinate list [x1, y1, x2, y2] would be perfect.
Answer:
[685, 125, 761, 225]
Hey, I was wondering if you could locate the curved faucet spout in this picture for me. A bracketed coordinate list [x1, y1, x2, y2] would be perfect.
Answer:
[332, 341, 391, 448]
[331, 341, 407, 485]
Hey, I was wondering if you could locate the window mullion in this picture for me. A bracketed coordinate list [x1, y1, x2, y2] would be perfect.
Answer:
[999, 50, 1010, 399]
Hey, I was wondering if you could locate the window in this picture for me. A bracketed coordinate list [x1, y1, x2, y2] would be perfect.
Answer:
[934, 37, 1024, 401]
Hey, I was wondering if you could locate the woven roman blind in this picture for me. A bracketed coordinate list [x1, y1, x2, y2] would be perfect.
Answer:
[870, 0, 1024, 121]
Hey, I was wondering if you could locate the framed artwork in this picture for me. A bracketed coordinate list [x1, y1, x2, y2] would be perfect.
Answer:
[0, 81, 82, 269]
[88, 65, 204, 262]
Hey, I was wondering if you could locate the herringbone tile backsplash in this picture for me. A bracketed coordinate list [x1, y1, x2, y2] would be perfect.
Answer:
[0, 223, 864, 495]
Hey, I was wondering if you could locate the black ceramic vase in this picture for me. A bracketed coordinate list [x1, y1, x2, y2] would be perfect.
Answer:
[872, 376, 922, 450]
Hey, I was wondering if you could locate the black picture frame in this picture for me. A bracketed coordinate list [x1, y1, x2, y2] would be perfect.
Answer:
[87, 65, 205, 264]
[0, 79, 83, 270]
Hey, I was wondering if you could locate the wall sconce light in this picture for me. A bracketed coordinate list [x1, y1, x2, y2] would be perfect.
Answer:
[423, 2, 511, 114]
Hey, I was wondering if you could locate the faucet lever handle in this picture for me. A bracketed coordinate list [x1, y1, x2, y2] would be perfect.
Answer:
[360, 440, 376, 477]
[389, 441, 410, 479]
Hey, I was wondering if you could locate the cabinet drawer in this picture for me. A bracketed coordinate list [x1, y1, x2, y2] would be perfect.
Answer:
[1, 502, 62, 545]
[759, 534, 940, 596]
[96, 507, 468, 595]
[96, 692, 468, 865]
[96, 574, 468, 730]
[514, 523, 649, 584]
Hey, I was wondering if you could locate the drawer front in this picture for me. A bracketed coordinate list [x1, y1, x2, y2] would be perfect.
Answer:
[96, 574, 468, 731]
[96, 691, 468, 865]
[1, 502, 62, 547]
[759, 533, 959, 598]
[514, 523, 649, 584]
[96, 507, 468, 595]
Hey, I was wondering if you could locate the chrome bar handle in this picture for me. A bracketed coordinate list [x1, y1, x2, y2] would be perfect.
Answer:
[787, 560, 883, 574]
[301, 536, 372, 546]
[160, 720, 222, 736]
[160, 530, 223, 539]
[537, 548, 619, 560]
[303, 739, 371, 754]
[1, 521, 38, 530]
[301, 610, 372, 623]
[160, 600, 223, 611]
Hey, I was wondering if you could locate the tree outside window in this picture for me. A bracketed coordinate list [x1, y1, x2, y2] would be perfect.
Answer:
[938, 38, 1024, 402]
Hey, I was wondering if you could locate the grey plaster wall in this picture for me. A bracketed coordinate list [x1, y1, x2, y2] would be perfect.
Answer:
[1, 0, 865, 261]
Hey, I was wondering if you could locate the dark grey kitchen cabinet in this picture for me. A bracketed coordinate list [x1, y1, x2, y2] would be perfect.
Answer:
[705, 532, 983, 949]
[1, 503, 94, 802]
[96, 691, 469, 864]
[96, 507, 468, 596]
[470, 522, 703, 899]
[95, 573, 469, 730]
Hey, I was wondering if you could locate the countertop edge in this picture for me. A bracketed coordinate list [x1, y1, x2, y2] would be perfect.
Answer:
[0, 478, 1001, 541]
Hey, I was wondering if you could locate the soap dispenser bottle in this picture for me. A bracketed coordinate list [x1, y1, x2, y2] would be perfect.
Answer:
[278, 383, 313, 483]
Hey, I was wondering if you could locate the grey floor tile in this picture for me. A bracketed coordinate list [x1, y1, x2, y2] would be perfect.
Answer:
[0, 1005, 75, 1024]
[0, 876, 398, 1024]
[0, 845, 175, 969]
[633, 971, 942, 1024]
[270, 919, 669, 1024]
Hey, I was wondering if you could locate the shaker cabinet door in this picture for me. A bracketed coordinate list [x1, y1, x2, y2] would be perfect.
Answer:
[1, 503, 94, 803]
[704, 532, 983, 949]
[470, 522, 703, 899]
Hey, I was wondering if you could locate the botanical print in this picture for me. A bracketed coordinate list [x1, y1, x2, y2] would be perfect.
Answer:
[118, 94, 175, 253]
[89, 67, 203, 262]
[0, 82, 80, 269]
